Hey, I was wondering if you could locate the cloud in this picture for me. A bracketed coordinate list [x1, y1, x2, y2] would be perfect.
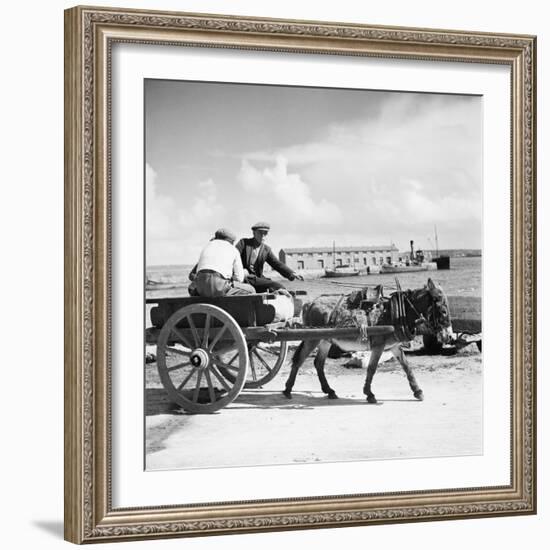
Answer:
[183, 178, 221, 224]
[146, 92, 482, 264]
[146, 164, 222, 265]
[237, 94, 482, 250]
[370, 178, 480, 224]
[237, 156, 342, 224]
[146, 163, 177, 240]
[242, 95, 481, 192]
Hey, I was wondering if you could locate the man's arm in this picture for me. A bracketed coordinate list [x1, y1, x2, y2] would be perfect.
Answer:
[235, 238, 245, 254]
[234, 238, 251, 278]
[232, 250, 245, 282]
[265, 246, 297, 280]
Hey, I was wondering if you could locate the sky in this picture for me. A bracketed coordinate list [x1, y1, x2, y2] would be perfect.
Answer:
[145, 79, 482, 266]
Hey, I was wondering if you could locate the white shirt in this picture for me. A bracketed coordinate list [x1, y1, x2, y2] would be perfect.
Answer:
[248, 245, 260, 272]
[196, 239, 244, 282]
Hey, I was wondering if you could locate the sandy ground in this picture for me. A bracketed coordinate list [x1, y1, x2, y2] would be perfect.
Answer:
[145, 344, 482, 471]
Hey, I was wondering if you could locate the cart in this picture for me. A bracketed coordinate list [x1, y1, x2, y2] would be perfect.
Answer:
[146, 292, 394, 413]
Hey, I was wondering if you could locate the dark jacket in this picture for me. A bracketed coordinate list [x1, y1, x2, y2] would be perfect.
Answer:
[235, 238, 295, 280]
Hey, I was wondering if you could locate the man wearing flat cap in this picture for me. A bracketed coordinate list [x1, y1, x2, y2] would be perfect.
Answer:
[188, 228, 255, 297]
[235, 222, 304, 293]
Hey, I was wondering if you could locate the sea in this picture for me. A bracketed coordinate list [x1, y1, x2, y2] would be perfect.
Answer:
[146, 256, 482, 302]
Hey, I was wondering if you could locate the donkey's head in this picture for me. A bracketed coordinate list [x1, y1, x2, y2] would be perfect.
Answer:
[413, 278, 453, 344]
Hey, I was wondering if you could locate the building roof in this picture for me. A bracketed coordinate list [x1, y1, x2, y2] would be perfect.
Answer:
[281, 245, 398, 254]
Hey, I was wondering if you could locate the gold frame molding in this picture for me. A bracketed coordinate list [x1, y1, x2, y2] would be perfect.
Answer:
[64, 5, 537, 544]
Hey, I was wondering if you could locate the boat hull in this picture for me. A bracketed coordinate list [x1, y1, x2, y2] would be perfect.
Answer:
[434, 256, 451, 270]
[380, 265, 427, 274]
[324, 269, 360, 278]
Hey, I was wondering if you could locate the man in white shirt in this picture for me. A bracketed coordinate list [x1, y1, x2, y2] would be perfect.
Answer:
[188, 228, 256, 297]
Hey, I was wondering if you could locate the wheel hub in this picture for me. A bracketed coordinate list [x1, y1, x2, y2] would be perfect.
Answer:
[190, 348, 210, 368]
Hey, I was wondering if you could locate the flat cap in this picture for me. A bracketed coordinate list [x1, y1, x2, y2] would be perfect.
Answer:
[214, 227, 236, 243]
[251, 221, 270, 231]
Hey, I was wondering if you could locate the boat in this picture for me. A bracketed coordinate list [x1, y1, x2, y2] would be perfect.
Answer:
[324, 266, 361, 277]
[323, 240, 360, 277]
[432, 225, 451, 270]
[433, 256, 450, 269]
[380, 263, 428, 274]
[146, 277, 180, 290]
[380, 239, 435, 274]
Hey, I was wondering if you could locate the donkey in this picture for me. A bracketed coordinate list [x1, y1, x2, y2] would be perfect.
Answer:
[283, 278, 453, 403]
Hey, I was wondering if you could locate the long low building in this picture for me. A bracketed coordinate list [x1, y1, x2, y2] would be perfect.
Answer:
[279, 245, 400, 271]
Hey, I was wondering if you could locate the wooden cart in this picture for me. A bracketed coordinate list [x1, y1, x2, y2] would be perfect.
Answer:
[146, 292, 394, 413]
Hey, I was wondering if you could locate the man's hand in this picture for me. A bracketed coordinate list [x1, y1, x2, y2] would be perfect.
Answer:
[293, 273, 305, 281]
[275, 288, 292, 298]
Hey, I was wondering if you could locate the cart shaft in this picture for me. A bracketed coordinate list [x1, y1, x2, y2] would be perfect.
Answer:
[146, 324, 394, 346]
[245, 325, 394, 342]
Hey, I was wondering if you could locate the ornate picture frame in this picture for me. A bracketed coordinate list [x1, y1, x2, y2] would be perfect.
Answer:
[64, 5, 536, 544]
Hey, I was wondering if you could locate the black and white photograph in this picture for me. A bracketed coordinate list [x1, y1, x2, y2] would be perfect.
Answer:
[55, 1, 539, 546]
[144, 79, 483, 471]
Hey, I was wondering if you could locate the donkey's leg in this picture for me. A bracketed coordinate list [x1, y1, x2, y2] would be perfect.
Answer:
[314, 340, 337, 399]
[283, 340, 320, 399]
[392, 345, 424, 400]
[363, 340, 385, 404]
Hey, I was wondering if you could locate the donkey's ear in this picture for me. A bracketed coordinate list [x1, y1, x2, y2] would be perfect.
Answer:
[427, 278, 436, 291]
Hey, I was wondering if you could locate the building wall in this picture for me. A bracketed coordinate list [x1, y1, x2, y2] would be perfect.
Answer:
[280, 248, 400, 270]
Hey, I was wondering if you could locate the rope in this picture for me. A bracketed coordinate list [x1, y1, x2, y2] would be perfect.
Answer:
[358, 323, 370, 341]
[327, 294, 346, 325]
[390, 292, 415, 342]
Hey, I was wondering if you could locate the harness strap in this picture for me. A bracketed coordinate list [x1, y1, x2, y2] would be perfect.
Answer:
[327, 294, 346, 325]
[390, 292, 414, 341]
[404, 292, 426, 322]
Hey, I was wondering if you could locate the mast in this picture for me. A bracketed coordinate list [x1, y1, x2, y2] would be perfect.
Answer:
[332, 240, 336, 269]
[434, 225, 439, 256]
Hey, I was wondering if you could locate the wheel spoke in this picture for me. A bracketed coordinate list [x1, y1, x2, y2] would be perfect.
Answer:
[249, 352, 258, 381]
[225, 351, 239, 367]
[170, 327, 193, 350]
[166, 345, 191, 358]
[201, 314, 211, 348]
[208, 325, 228, 351]
[192, 370, 203, 402]
[255, 344, 280, 357]
[167, 361, 191, 372]
[212, 358, 239, 373]
[187, 314, 200, 347]
[252, 349, 273, 373]
[176, 368, 196, 392]
[204, 369, 216, 403]
[210, 365, 231, 392]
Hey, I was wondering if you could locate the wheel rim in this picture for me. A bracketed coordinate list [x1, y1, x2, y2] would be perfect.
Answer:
[157, 304, 248, 413]
[219, 341, 288, 389]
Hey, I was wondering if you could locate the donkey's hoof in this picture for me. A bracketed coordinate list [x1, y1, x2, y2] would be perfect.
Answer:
[327, 391, 339, 400]
[366, 395, 378, 404]
[414, 390, 424, 401]
[282, 390, 292, 399]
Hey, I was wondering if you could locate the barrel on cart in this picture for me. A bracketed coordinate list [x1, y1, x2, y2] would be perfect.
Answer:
[146, 292, 394, 414]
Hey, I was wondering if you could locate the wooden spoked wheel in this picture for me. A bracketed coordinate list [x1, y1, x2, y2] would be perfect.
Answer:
[218, 341, 288, 389]
[156, 304, 248, 413]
